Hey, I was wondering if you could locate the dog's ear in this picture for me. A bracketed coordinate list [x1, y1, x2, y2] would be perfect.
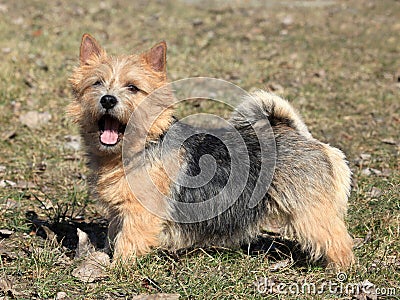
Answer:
[80, 34, 103, 65]
[142, 41, 167, 73]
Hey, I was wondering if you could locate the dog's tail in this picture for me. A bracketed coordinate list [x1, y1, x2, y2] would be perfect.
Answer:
[231, 90, 312, 139]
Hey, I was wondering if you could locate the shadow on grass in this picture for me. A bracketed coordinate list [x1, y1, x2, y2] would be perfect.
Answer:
[26, 211, 317, 267]
[26, 210, 108, 254]
[162, 235, 316, 268]
[243, 235, 315, 268]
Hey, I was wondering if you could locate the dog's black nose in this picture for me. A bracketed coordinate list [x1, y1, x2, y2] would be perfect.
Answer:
[100, 95, 118, 109]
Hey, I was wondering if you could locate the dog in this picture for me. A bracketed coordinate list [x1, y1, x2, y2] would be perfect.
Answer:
[68, 33, 354, 269]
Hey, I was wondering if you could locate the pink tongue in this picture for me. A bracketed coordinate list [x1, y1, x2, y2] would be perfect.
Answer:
[100, 117, 119, 145]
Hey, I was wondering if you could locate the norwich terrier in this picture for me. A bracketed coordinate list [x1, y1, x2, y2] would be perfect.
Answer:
[68, 34, 354, 268]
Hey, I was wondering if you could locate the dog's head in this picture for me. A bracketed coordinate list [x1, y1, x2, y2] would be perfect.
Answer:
[68, 34, 173, 156]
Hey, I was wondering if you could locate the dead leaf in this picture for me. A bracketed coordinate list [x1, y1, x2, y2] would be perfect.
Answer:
[269, 259, 290, 271]
[281, 15, 294, 26]
[34, 161, 47, 172]
[381, 138, 397, 145]
[64, 135, 81, 151]
[314, 69, 326, 78]
[0, 180, 16, 188]
[370, 168, 382, 176]
[0, 4, 8, 13]
[63, 154, 80, 161]
[359, 153, 371, 161]
[380, 169, 392, 177]
[1, 130, 16, 141]
[56, 291, 69, 300]
[3, 199, 19, 210]
[368, 187, 382, 198]
[15, 181, 36, 189]
[72, 251, 110, 283]
[40, 198, 54, 210]
[0, 229, 14, 237]
[267, 82, 284, 92]
[19, 111, 51, 129]
[75, 228, 95, 258]
[361, 168, 371, 176]
[131, 294, 180, 300]
[192, 18, 203, 26]
[361, 168, 382, 176]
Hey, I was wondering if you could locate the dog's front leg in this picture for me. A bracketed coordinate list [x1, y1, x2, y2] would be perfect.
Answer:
[108, 203, 163, 261]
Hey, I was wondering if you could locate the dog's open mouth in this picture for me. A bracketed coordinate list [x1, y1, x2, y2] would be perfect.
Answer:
[98, 115, 126, 146]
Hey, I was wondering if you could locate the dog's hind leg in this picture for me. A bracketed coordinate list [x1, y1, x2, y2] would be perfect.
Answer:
[288, 203, 354, 268]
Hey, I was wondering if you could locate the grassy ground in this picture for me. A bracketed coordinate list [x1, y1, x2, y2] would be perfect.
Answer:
[0, 0, 399, 299]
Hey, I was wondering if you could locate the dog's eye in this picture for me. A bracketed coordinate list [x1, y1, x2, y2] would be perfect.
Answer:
[93, 81, 102, 86]
[127, 84, 139, 93]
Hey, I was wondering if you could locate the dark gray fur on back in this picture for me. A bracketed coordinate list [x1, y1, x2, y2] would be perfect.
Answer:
[167, 120, 272, 247]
